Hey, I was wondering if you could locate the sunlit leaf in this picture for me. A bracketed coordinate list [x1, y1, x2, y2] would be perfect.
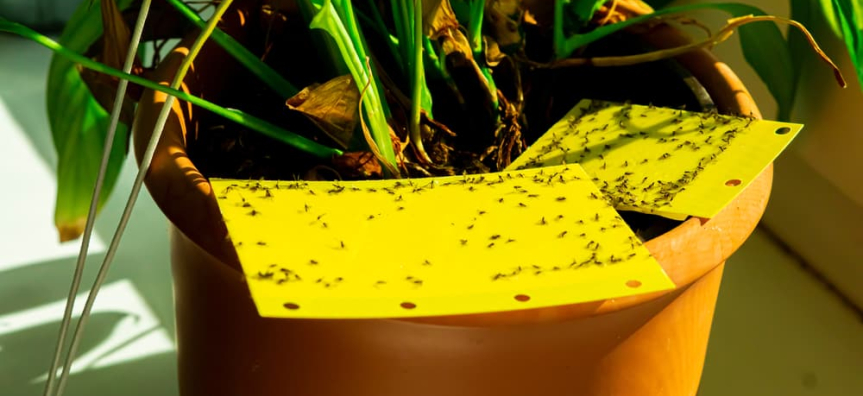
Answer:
[553, 0, 605, 57]
[828, 0, 863, 90]
[819, 0, 847, 38]
[423, 0, 460, 38]
[310, 0, 398, 173]
[486, 1, 524, 52]
[47, 0, 136, 241]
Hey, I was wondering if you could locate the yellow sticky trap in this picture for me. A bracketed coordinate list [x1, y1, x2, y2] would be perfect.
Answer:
[211, 164, 673, 319]
[508, 100, 802, 220]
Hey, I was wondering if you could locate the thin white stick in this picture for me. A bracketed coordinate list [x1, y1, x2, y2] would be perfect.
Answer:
[42, 1, 152, 395]
[53, 2, 235, 395]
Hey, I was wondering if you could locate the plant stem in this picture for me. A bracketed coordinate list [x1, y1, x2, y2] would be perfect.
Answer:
[53, 2, 234, 395]
[310, 0, 398, 175]
[467, 0, 485, 57]
[0, 20, 342, 159]
[41, 2, 152, 396]
[409, 0, 432, 163]
[164, 0, 299, 98]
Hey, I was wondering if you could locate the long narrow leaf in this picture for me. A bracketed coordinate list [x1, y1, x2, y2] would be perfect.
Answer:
[43, 0, 136, 241]
[554, 0, 606, 57]
[310, 0, 398, 173]
[830, 0, 863, 90]
[0, 19, 342, 160]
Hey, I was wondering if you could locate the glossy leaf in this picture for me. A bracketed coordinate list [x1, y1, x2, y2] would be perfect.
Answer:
[829, 0, 863, 91]
[451, 0, 485, 52]
[819, 0, 847, 38]
[46, 0, 136, 241]
[310, 0, 398, 173]
[554, 0, 605, 57]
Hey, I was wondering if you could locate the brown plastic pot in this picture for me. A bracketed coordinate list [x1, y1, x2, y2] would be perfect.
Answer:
[133, 13, 771, 396]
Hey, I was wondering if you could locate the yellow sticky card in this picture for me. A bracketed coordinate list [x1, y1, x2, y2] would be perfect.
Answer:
[211, 164, 673, 319]
[508, 100, 802, 220]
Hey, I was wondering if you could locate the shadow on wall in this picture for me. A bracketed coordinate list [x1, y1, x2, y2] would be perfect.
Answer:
[0, 257, 178, 396]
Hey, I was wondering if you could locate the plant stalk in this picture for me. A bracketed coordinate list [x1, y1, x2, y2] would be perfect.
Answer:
[41, 2, 152, 396]
[410, 0, 432, 163]
[52, 4, 235, 394]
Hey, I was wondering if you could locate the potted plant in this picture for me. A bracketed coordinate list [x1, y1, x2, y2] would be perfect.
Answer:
[1, 0, 855, 395]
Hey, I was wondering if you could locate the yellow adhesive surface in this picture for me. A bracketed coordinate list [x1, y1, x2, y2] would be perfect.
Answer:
[211, 164, 673, 319]
[508, 100, 802, 220]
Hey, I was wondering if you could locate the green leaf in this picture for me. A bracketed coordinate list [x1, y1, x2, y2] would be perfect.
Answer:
[829, 0, 863, 91]
[819, 0, 847, 38]
[557, 2, 795, 120]
[45, 0, 136, 241]
[310, 0, 398, 174]
[554, 0, 606, 57]
[0, 18, 342, 169]
[729, 3, 797, 120]
[568, 0, 607, 26]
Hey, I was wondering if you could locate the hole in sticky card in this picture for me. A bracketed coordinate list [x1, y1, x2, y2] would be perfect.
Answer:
[400, 302, 417, 310]
[775, 127, 791, 135]
[725, 179, 742, 187]
[283, 303, 300, 310]
[626, 280, 642, 289]
[514, 294, 531, 302]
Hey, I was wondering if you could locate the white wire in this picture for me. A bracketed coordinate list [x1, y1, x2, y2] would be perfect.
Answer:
[52, 1, 235, 394]
[42, 1, 152, 395]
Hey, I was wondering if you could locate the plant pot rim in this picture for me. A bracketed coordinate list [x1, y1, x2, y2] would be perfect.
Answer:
[133, 18, 771, 327]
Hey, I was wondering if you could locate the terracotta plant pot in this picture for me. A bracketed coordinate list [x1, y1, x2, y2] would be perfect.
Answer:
[133, 11, 771, 396]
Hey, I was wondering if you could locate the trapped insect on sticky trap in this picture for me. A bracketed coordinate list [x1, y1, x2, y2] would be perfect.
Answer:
[211, 164, 674, 319]
[508, 99, 803, 220]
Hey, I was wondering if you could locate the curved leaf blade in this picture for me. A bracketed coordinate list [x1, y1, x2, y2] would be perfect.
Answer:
[46, 0, 136, 241]
[830, 0, 863, 90]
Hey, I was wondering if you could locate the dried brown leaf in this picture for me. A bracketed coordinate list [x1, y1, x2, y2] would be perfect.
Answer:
[332, 152, 383, 178]
[286, 75, 359, 150]
[487, 0, 525, 51]
[423, 0, 460, 39]
[484, 36, 506, 67]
